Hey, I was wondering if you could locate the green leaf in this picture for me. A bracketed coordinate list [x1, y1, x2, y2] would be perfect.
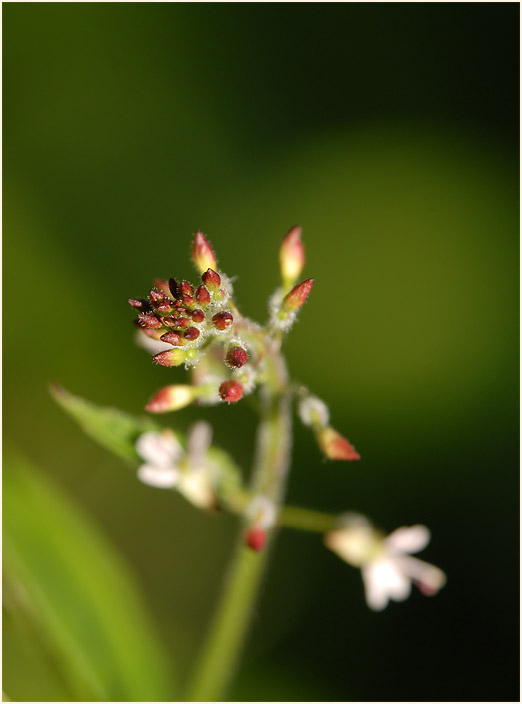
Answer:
[3, 449, 174, 701]
[50, 384, 161, 462]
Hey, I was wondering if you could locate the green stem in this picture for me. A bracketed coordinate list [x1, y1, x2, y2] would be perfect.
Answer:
[221, 489, 340, 535]
[279, 505, 339, 533]
[185, 354, 291, 702]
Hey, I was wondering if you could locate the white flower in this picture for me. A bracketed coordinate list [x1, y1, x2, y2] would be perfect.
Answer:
[325, 516, 446, 611]
[136, 422, 216, 509]
[298, 395, 330, 429]
[246, 495, 277, 529]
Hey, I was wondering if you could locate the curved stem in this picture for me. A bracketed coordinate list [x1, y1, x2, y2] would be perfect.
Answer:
[184, 354, 291, 702]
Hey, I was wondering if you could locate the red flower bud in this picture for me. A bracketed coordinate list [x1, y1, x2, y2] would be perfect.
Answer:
[154, 279, 172, 296]
[179, 281, 194, 296]
[180, 293, 196, 308]
[128, 298, 151, 311]
[152, 348, 186, 367]
[245, 527, 266, 552]
[155, 301, 176, 315]
[160, 331, 185, 346]
[196, 285, 211, 307]
[174, 317, 191, 329]
[191, 309, 205, 323]
[226, 346, 248, 368]
[192, 231, 217, 274]
[160, 316, 178, 328]
[145, 384, 197, 413]
[202, 268, 221, 291]
[212, 311, 233, 331]
[184, 326, 200, 341]
[149, 288, 165, 304]
[219, 380, 244, 403]
[138, 313, 162, 329]
[316, 427, 360, 461]
[283, 278, 314, 311]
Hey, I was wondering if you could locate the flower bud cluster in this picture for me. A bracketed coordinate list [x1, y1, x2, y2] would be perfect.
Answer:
[130, 232, 254, 411]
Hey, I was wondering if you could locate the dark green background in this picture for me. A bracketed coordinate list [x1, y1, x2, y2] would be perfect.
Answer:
[4, 3, 519, 701]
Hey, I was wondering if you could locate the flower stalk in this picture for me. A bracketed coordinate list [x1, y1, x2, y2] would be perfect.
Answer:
[54, 225, 446, 703]
[185, 349, 291, 702]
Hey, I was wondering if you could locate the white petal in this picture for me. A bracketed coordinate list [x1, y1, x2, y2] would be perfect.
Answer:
[362, 563, 390, 611]
[135, 329, 174, 355]
[187, 421, 212, 469]
[385, 525, 431, 555]
[137, 464, 179, 489]
[136, 431, 182, 468]
[179, 471, 215, 509]
[395, 555, 447, 595]
[362, 558, 411, 610]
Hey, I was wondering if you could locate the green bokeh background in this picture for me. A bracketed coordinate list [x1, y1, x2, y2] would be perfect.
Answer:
[3, 3, 519, 701]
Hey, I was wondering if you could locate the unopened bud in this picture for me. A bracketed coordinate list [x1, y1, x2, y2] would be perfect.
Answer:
[145, 384, 198, 413]
[160, 331, 185, 346]
[212, 311, 234, 331]
[154, 279, 171, 296]
[219, 380, 244, 403]
[128, 298, 151, 312]
[174, 317, 191, 329]
[202, 268, 221, 291]
[180, 293, 196, 308]
[316, 427, 360, 461]
[155, 301, 176, 315]
[192, 231, 217, 274]
[138, 313, 162, 329]
[179, 281, 194, 296]
[149, 288, 165, 304]
[191, 309, 205, 323]
[196, 285, 211, 307]
[160, 316, 178, 328]
[184, 326, 200, 341]
[152, 348, 186, 367]
[245, 527, 266, 552]
[280, 225, 305, 290]
[283, 278, 314, 311]
[225, 346, 248, 368]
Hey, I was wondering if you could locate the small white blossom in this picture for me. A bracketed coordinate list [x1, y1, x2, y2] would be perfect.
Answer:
[298, 395, 330, 429]
[246, 495, 277, 530]
[136, 422, 217, 509]
[325, 516, 446, 611]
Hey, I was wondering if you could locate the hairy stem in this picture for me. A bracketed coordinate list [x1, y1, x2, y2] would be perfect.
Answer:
[185, 350, 291, 702]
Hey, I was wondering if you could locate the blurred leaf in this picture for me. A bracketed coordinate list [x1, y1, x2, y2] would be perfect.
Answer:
[3, 449, 174, 701]
[51, 384, 161, 462]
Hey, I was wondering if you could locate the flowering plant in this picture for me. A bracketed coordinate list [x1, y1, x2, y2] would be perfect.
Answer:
[54, 227, 445, 701]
